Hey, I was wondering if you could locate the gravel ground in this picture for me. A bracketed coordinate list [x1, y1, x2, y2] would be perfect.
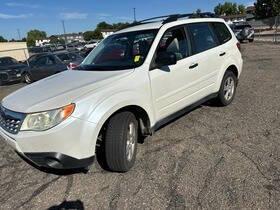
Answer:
[0, 42, 280, 209]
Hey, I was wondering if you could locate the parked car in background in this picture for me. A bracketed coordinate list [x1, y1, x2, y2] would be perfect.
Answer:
[84, 40, 101, 49]
[22, 51, 83, 83]
[230, 23, 254, 42]
[55, 51, 84, 69]
[28, 46, 53, 56]
[0, 57, 27, 86]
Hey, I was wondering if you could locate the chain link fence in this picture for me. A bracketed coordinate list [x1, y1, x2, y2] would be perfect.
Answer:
[248, 16, 280, 43]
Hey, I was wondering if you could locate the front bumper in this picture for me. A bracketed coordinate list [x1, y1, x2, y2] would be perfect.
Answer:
[21, 152, 94, 169]
[0, 72, 22, 83]
[0, 116, 99, 170]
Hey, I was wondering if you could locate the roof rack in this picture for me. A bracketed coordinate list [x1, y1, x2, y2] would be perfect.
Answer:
[129, 12, 219, 27]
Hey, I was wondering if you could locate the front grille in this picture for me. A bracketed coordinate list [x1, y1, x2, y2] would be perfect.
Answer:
[0, 106, 25, 135]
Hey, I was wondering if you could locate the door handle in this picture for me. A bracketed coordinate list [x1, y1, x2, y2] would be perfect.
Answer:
[189, 63, 198, 69]
[219, 52, 226, 56]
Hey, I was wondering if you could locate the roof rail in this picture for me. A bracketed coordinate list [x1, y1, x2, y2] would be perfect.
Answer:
[128, 12, 218, 28]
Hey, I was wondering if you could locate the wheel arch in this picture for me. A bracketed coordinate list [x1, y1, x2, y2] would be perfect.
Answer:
[96, 104, 153, 140]
[226, 64, 239, 78]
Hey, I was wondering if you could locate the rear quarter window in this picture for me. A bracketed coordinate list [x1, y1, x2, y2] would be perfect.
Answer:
[212, 22, 232, 44]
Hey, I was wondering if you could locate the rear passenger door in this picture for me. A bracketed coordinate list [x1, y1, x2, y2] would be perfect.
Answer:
[211, 22, 233, 63]
[186, 22, 220, 95]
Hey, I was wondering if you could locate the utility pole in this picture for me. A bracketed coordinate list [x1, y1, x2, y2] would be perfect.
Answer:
[62, 20, 68, 49]
[133, 8, 136, 22]
[17, 29, 21, 40]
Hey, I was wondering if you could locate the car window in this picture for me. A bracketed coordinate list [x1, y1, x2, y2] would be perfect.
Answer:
[188, 23, 218, 54]
[0, 57, 18, 66]
[156, 27, 189, 61]
[212, 22, 232, 44]
[69, 53, 80, 60]
[35, 56, 56, 66]
[46, 56, 56, 65]
[234, 25, 252, 30]
[57, 53, 70, 61]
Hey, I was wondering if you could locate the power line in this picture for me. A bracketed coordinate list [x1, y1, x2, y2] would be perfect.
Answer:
[62, 20, 68, 47]
[17, 29, 21, 40]
[133, 8, 137, 22]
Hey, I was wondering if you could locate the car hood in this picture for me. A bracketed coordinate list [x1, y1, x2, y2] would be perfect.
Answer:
[2, 69, 133, 113]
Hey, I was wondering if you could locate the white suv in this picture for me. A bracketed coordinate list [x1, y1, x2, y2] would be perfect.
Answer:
[0, 13, 243, 172]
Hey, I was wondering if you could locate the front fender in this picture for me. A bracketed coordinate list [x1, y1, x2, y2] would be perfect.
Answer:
[88, 91, 155, 126]
[83, 91, 154, 154]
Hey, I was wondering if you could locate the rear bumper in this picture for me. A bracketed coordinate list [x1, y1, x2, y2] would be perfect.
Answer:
[21, 152, 94, 169]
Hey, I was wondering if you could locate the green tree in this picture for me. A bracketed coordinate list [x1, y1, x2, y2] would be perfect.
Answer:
[238, 5, 246, 14]
[96, 21, 113, 30]
[49, 35, 60, 44]
[96, 21, 130, 31]
[26, 29, 47, 47]
[196, 9, 202, 14]
[0, 35, 7, 42]
[255, 0, 280, 18]
[83, 30, 103, 41]
[214, 2, 246, 16]
[112, 22, 130, 30]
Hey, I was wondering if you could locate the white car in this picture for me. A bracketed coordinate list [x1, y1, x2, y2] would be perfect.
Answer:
[0, 13, 243, 172]
[84, 40, 100, 49]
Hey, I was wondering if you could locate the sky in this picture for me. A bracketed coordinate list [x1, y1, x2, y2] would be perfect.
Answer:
[0, 0, 255, 40]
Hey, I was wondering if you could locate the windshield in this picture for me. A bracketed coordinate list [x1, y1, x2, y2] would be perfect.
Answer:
[0, 57, 18, 67]
[79, 29, 158, 71]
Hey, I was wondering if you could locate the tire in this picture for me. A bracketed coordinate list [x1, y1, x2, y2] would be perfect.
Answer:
[215, 71, 237, 106]
[249, 39, 254, 43]
[23, 73, 32, 84]
[104, 111, 138, 172]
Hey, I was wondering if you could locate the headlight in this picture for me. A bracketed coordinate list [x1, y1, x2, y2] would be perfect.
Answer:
[21, 104, 75, 131]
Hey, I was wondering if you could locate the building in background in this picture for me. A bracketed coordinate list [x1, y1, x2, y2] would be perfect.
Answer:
[100, 29, 116, 38]
[0, 42, 29, 61]
[222, 6, 256, 24]
[35, 39, 50, 47]
[56, 32, 84, 43]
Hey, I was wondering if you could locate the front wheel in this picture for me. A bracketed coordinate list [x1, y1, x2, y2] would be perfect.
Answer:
[104, 111, 138, 172]
[22, 73, 32, 84]
[215, 71, 237, 106]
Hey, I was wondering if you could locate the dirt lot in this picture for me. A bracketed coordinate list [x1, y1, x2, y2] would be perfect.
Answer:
[0, 43, 280, 209]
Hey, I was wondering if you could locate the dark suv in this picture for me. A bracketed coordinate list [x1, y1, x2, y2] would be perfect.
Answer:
[230, 23, 254, 42]
[0, 57, 27, 86]
[23, 52, 83, 83]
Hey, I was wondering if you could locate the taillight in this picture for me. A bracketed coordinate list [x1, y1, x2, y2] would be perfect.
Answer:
[67, 63, 78, 70]
[236, 42, 241, 52]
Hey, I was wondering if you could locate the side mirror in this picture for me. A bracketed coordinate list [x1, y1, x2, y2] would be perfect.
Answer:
[155, 52, 177, 68]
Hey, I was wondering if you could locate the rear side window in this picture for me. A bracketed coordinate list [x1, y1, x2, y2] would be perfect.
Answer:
[57, 53, 70, 61]
[187, 23, 218, 54]
[212, 22, 232, 44]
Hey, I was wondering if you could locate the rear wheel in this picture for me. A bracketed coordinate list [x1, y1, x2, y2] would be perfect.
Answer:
[215, 71, 237, 106]
[104, 111, 138, 172]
